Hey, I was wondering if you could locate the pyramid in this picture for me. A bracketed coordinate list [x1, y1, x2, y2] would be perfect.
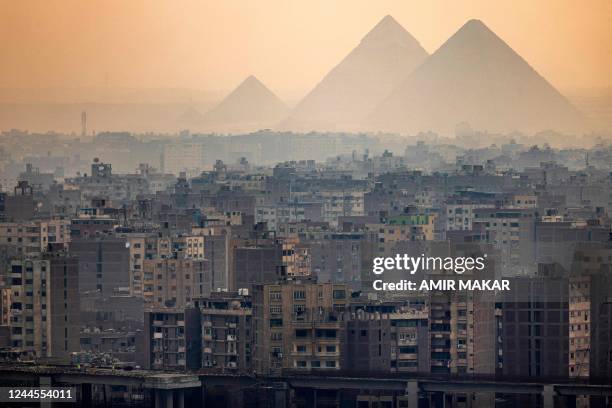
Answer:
[201, 75, 289, 132]
[366, 19, 586, 135]
[279, 15, 429, 132]
[176, 106, 204, 124]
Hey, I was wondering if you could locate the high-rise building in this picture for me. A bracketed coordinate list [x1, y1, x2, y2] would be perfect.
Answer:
[569, 245, 612, 381]
[231, 243, 284, 292]
[8, 253, 79, 362]
[195, 292, 252, 372]
[252, 280, 348, 376]
[70, 236, 130, 297]
[142, 257, 210, 308]
[345, 306, 430, 374]
[142, 308, 201, 371]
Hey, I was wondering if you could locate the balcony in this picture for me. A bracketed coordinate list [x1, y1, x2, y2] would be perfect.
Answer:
[398, 338, 418, 346]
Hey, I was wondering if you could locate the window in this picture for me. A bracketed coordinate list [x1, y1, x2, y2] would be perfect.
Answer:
[269, 319, 283, 328]
[293, 291, 306, 300]
[332, 290, 346, 300]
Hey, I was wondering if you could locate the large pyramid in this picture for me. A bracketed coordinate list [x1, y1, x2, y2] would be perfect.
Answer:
[201, 75, 289, 133]
[279, 15, 429, 132]
[366, 19, 585, 135]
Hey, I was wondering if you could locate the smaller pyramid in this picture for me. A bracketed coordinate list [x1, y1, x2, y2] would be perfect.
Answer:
[201, 75, 288, 132]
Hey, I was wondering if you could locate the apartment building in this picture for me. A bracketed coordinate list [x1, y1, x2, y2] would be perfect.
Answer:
[368, 213, 437, 243]
[9, 253, 79, 362]
[345, 307, 430, 374]
[0, 219, 70, 255]
[195, 292, 252, 372]
[142, 308, 201, 370]
[569, 245, 612, 381]
[252, 280, 349, 375]
[142, 257, 210, 308]
[70, 236, 130, 297]
[445, 201, 495, 232]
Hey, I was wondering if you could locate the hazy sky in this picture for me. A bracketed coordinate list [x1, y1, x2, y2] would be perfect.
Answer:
[1, 0, 610, 101]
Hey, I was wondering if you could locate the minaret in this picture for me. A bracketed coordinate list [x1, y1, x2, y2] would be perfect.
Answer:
[81, 111, 87, 137]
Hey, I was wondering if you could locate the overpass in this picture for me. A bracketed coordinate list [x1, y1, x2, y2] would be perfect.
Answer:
[1, 365, 611, 407]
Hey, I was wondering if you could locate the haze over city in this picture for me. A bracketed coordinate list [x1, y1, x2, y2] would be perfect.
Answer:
[2, 3, 612, 407]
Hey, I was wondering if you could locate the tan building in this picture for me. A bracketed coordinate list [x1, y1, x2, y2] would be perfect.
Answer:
[282, 238, 311, 277]
[0, 219, 70, 255]
[142, 258, 210, 308]
[368, 213, 436, 243]
[9, 254, 79, 362]
[252, 280, 349, 375]
[320, 190, 365, 226]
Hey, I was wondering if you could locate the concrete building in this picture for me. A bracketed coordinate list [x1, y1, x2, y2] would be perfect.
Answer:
[473, 208, 536, 274]
[70, 236, 130, 298]
[142, 258, 211, 308]
[345, 307, 430, 374]
[368, 212, 437, 243]
[445, 201, 495, 232]
[569, 245, 612, 381]
[0, 219, 70, 256]
[195, 292, 252, 372]
[8, 253, 79, 362]
[142, 308, 201, 371]
[231, 243, 284, 292]
[499, 268, 570, 379]
[252, 280, 349, 376]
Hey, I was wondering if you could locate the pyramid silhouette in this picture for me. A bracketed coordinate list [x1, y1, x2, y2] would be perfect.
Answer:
[202, 75, 288, 132]
[280, 15, 428, 132]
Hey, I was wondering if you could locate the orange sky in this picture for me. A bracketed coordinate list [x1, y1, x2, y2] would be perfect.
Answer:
[1, 0, 610, 101]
